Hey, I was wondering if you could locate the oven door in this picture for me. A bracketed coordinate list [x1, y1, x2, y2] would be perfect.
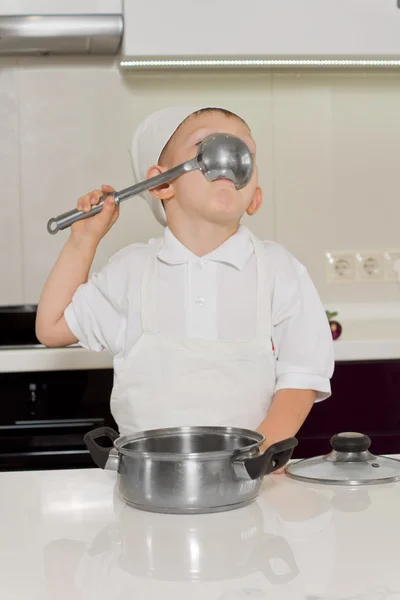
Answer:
[0, 368, 116, 471]
[0, 418, 110, 470]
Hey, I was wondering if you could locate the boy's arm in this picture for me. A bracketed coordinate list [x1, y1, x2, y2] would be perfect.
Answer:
[256, 388, 316, 447]
[256, 389, 316, 473]
[36, 235, 97, 347]
[257, 246, 335, 466]
[36, 185, 118, 347]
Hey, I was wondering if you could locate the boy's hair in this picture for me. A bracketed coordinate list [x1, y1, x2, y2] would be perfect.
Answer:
[158, 107, 249, 165]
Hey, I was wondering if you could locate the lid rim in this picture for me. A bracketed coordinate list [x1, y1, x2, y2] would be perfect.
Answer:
[285, 471, 400, 486]
[286, 453, 400, 485]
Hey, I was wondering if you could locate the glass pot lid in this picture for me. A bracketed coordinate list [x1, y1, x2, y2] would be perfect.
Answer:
[285, 432, 400, 486]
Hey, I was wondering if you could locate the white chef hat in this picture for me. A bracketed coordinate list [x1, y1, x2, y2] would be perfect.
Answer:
[130, 105, 235, 227]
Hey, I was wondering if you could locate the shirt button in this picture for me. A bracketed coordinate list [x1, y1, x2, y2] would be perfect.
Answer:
[198, 261, 204, 269]
[195, 296, 204, 305]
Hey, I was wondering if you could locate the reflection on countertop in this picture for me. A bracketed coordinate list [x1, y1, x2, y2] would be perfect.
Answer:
[1, 465, 400, 599]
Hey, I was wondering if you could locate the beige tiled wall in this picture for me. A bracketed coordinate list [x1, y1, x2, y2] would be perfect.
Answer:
[1, 58, 400, 306]
[273, 71, 400, 304]
[0, 59, 23, 305]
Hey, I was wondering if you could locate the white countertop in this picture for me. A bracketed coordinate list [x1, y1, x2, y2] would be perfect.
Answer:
[0, 337, 399, 374]
[2, 303, 400, 372]
[327, 303, 400, 362]
[0, 344, 113, 373]
[2, 465, 400, 600]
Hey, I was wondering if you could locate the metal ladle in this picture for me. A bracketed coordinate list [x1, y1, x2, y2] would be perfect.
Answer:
[46, 133, 254, 234]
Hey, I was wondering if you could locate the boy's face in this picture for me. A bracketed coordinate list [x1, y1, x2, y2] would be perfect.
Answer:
[152, 111, 261, 226]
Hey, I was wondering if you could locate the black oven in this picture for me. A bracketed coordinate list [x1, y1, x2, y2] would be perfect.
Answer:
[0, 305, 116, 471]
[0, 368, 116, 471]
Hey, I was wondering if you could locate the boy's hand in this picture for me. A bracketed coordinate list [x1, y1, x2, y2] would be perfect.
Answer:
[71, 184, 119, 244]
[272, 467, 286, 475]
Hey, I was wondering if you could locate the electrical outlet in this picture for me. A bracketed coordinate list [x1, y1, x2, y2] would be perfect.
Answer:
[355, 251, 385, 282]
[326, 249, 400, 284]
[325, 252, 356, 284]
[384, 250, 400, 282]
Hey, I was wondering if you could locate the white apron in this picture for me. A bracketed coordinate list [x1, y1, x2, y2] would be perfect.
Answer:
[111, 232, 276, 436]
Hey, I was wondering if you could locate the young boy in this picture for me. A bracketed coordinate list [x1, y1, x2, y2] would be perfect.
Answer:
[36, 105, 334, 454]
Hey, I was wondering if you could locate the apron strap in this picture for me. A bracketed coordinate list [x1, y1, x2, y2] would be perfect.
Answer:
[140, 240, 162, 334]
[248, 232, 272, 341]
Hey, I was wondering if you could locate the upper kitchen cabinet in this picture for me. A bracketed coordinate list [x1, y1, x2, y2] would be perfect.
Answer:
[0, 66, 23, 306]
[121, 0, 400, 64]
[0, 0, 121, 13]
[0, 0, 123, 55]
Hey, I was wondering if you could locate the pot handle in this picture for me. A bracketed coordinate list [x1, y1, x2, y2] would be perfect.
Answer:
[84, 427, 119, 470]
[234, 437, 298, 480]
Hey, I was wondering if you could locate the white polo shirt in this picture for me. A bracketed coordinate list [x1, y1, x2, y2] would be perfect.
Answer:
[65, 225, 334, 400]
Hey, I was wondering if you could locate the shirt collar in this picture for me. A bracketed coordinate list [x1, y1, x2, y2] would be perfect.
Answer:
[157, 225, 254, 271]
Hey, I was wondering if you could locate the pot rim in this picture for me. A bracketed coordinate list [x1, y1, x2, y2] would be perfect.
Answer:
[113, 425, 264, 460]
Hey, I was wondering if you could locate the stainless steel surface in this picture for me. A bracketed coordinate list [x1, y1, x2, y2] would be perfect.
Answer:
[0, 15, 123, 55]
[105, 447, 119, 471]
[232, 455, 254, 480]
[114, 425, 263, 457]
[286, 431, 400, 485]
[84, 426, 297, 514]
[115, 427, 262, 514]
[47, 133, 254, 234]
[324, 450, 376, 463]
[0, 421, 101, 430]
[0, 305, 36, 313]
[46, 159, 197, 234]
[197, 132, 253, 187]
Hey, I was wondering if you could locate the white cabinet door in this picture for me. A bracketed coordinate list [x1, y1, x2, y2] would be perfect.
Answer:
[0, 64, 23, 306]
[0, 0, 122, 15]
[123, 0, 400, 59]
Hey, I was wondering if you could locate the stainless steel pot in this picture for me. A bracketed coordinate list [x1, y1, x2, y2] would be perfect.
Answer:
[84, 426, 298, 514]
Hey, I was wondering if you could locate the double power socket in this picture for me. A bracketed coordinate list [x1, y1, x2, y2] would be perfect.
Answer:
[325, 250, 400, 284]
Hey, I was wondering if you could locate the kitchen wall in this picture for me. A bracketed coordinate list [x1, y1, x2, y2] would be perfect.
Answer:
[1, 57, 400, 307]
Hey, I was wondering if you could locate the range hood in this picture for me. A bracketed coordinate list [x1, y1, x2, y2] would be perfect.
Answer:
[0, 1, 123, 55]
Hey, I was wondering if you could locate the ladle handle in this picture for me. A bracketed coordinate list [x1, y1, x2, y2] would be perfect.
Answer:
[47, 201, 105, 234]
[46, 159, 197, 234]
[47, 195, 110, 234]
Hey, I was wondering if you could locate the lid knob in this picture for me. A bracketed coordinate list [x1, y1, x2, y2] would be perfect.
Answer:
[330, 432, 371, 453]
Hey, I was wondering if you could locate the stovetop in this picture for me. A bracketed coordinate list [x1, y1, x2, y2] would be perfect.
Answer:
[0, 304, 40, 347]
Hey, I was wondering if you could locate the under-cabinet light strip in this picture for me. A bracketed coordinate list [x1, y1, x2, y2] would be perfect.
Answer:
[120, 58, 400, 69]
